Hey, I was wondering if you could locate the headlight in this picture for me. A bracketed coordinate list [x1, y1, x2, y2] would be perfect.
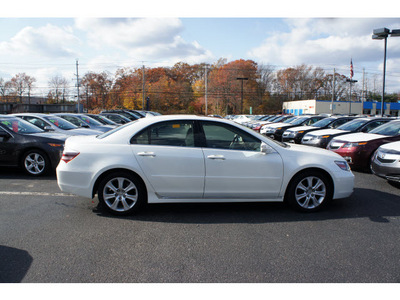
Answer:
[335, 160, 351, 171]
[342, 142, 367, 148]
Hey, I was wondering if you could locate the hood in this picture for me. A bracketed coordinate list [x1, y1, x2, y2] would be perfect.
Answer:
[267, 122, 291, 128]
[307, 129, 346, 137]
[379, 141, 400, 152]
[30, 132, 69, 141]
[286, 125, 314, 132]
[286, 143, 344, 160]
[332, 132, 386, 143]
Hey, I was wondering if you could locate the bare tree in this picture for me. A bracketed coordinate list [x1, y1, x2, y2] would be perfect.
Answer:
[48, 75, 69, 103]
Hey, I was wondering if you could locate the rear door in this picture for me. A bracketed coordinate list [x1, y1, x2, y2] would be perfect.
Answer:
[131, 120, 205, 199]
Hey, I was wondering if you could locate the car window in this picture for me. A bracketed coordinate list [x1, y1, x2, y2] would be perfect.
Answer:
[201, 121, 261, 151]
[61, 116, 84, 127]
[362, 120, 390, 132]
[21, 116, 47, 130]
[370, 121, 400, 136]
[131, 121, 195, 147]
[331, 118, 350, 128]
[44, 116, 77, 130]
[0, 118, 43, 134]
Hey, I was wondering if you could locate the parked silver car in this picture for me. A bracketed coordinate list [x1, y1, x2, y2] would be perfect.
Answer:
[371, 141, 400, 183]
[13, 113, 102, 136]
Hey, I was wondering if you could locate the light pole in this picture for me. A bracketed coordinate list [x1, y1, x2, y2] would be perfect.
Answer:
[236, 77, 248, 114]
[372, 28, 400, 116]
[346, 78, 358, 114]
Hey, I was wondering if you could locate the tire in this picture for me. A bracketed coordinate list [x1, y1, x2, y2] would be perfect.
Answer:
[22, 149, 50, 176]
[97, 172, 146, 215]
[286, 170, 333, 212]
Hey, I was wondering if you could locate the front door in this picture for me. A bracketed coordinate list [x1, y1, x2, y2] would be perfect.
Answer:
[200, 121, 283, 199]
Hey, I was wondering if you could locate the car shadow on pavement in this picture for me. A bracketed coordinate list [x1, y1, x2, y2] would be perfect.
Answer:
[93, 187, 400, 224]
[0, 245, 33, 283]
[0, 167, 57, 180]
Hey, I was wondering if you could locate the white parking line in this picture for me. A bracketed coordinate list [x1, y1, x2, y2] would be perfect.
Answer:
[0, 191, 75, 197]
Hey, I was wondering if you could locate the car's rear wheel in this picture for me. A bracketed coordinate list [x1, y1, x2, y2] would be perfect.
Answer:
[98, 172, 145, 215]
[286, 170, 332, 212]
[22, 149, 50, 176]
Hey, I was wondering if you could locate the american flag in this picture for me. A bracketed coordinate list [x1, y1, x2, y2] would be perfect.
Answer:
[350, 59, 354, 79]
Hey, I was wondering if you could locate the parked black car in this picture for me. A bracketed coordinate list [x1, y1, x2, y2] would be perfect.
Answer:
[54, 113, 116, 133]
[301, 117, 394, 148]
[99, 113, 132, 124]
[0, 115, 66, 176]
[85, 113, 119, 126]
[282, 116, 356, 144]
[101, 110, 142, 121]
[261, 115, 326, 141]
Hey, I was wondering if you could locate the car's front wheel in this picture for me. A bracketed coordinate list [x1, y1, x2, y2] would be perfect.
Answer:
[286, 170, 333, 212]
[22, 149, 50, 176]
[98, 172, 146, 215]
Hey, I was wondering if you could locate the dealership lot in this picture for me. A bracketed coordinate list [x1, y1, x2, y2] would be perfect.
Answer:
[0, 167, 399, 283]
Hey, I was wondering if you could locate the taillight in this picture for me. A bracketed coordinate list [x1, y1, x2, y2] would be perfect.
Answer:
[61, 151, 80, 163]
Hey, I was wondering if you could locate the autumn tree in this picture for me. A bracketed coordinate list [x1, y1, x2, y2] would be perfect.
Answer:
[9, 73, 36, 103]
[81, 71, 113, 111]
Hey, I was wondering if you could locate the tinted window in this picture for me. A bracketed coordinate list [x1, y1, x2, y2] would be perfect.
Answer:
[370, 121, 400, 136]
[132, 121, 195, 147]
[21, 116, 47, 129]
[0, 118, 42, 134]
[201, 121, 261, 151]
[43, 116, 77, 130]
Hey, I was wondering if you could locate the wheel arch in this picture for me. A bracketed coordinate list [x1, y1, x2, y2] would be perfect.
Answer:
[283, 167, 334, 203]
[92, 168, 148, 201]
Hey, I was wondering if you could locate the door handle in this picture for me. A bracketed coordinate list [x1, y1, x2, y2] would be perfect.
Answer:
[207, 155, 225, 160]
[137, 152, 156, 157]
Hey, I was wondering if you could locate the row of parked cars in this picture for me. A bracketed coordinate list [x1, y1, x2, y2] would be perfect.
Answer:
[0, 110, 160, 176]
[234, 114, 400, 184]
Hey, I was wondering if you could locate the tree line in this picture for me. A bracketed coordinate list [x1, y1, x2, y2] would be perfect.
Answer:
[1, 59, 399, 115]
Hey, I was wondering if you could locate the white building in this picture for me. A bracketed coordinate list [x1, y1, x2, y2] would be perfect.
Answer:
[282, 99, 400, 117]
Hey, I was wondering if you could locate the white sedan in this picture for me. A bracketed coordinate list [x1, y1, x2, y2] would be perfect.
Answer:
[56, 115, 354, 215]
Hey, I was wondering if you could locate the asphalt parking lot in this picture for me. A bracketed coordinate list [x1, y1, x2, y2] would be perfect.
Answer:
[0, 167, 399, 283]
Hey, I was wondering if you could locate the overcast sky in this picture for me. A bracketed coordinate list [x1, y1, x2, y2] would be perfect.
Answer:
[1, 1, 400, 95]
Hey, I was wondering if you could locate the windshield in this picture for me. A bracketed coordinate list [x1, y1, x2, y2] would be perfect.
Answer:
[289, 117, 308, 125]
[43, 116, 77, 130]
[312, 117, 335, 128]
[369, 121, 400, 136]
[96, 115, 117, 125]
[0, 118, 43, 134]
[337, 119, 368, 131]
[282, 116, 296, 123]
[77, 115, 103, 126]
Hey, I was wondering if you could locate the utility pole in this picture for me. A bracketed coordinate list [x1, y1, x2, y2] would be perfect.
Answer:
[142, 65, 145, 111]
[362, 68, 365, 115]
[76, 59, 80, 113]
[331, 68, 335, 114]
[205, 65, 208, 115]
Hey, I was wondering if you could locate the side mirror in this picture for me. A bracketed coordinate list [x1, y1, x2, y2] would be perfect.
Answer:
[260, 142, 275, 155]
[81, 123, 90, 128]
[43, 126, 54, 132]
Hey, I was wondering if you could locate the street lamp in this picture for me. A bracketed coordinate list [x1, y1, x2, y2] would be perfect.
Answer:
[346, 78, 358, 114]
[372, 27, 400, 116]
[236, 77, 248, 114]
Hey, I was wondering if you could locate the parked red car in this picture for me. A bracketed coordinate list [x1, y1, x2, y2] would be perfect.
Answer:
[327, 120, 400, 172]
